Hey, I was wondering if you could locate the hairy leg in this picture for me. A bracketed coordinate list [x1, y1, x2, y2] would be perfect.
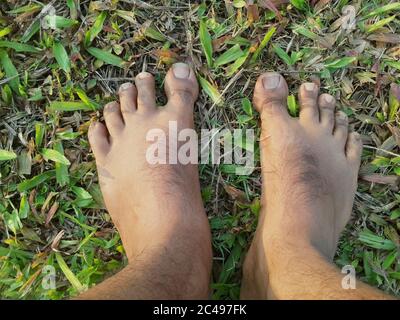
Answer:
[241, 73, 394, 300]
[79, 64, 212, 299]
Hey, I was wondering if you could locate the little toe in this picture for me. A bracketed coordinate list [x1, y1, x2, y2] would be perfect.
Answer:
[253, 72, 289, 121]
[164, 63, 199, 111]
[346, 132, 363, 166]
[118, 82, 137, 116]
[333, 111, 349, 149]
[318, 93, 336, 132]
[299, 82, 319, 124]
[135, 72, 156, 113]
[88, 121, 110, 163]
[103, 101, 124, 136]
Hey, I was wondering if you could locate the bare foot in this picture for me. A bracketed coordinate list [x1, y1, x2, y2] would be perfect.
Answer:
[241, 73, 362, 299]
[88, 63, 212, 299]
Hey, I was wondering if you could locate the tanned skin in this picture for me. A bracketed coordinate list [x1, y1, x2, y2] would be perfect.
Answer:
[80, 64, 394, 300]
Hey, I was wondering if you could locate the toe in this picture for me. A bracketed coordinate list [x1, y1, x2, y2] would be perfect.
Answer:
[333, 111, 348, 148]
[346, 131, 363, 165]
[318, 93, 335, 132]
[88, 121, 110, 162]
[118, 82, 137, 115]
[103, 101, 124, 136]
[253, 72, 289, 120]
[164, 63, 199, 111]
[135, 72, 156, 113]
[299, 82, 319, 124]
[346, 132, 363, 166]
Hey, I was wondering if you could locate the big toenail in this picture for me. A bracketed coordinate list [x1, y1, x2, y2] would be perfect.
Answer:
[173, 63, 190, 79]
[263, 74, 280, 90]
[119, 83, 133, 92]
[305, 83, 316, 91]
[137, 72, 152, 79]
[324, 95, 334, 103]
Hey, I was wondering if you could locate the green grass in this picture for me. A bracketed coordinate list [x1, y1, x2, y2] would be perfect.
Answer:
[1, 0, 400, 299]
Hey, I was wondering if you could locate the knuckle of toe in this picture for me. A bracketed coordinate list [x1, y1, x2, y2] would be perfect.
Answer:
[320, 104, 335, 111]
[261, 100, 280, 114]
[300, 97, 318, 107]
[335, 119, 348, 126]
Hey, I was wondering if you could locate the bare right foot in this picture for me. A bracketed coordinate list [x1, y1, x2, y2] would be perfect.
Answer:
[241, 73, 363, 299]
[87, 63, 212, 299]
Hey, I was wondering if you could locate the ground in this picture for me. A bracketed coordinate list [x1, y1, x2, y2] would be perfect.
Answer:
[0, 0, 399, 300]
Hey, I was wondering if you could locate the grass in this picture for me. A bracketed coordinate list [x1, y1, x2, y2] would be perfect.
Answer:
[0, 0, 400, 299]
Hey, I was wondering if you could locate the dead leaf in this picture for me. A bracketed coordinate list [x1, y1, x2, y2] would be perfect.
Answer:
[360, 174, 400, 190]
[367, 33, 400, 44]
[223, 184, 250, 204]
[29, 189, 38, 216]
[212, 35, 232, 51]
[45, 202, 59, 227]
[51, 230, 65, 252]
[154, 48, 179, 65]
[247, 4, 260, 25]
[314, 0, 332, 12]
[387, 124, 400, 148]
[257, 0, 285, 20]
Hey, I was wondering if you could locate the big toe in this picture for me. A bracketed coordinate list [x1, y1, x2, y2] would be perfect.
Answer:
[253, 72, 289, 119]
[164, 63, 199, 111]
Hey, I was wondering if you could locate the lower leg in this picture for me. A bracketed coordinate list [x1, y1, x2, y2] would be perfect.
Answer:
[241, 73, 395, 300]
[79, 64, 212, 299]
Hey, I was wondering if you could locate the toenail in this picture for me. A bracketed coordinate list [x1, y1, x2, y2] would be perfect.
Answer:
[119, 82, 133, 92]
[172, 63, 190, 79]
[324, 95, 334, 104]
[353, 132, 361, 140]
[304, 83, 316, 91]
[263, 74, 280, 90]
[137, 72, 152, 79]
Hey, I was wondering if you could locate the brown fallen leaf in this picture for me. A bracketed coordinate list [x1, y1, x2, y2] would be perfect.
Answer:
[360, 174, 400, 190]
[51, 230, 65, 252]
[29, 189, 38, 216]
[257, 0, 285, 20]
[367, 33, 400, 44]
[95, 228, 115, 237]
[316, 33, 336, 49]
[387, 124, 400, 148]
[212, 35, 232, 51]
[45, 202, 59, 227]
[18, 269, 41, 294]
[314, 0, 332, 12]
[387, 45, 400, 59]
[223, 184, 250, 204]
[247, 4, 260, 25]
[153, 48, 179, 65]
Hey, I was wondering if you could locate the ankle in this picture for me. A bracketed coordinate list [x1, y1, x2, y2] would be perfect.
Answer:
[263, 232, 316, 271]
